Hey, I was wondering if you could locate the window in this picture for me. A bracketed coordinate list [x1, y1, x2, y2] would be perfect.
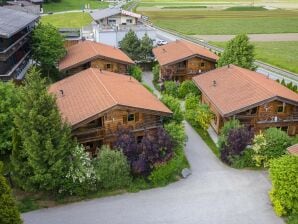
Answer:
[277, 103, 285, 113]
[127, 113, 135, 121]
[201, 62, 205, 67]
[106, 64, 111, 69]
[126, 19, 133, 23]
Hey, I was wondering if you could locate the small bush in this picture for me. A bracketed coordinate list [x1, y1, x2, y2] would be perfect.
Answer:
[231, 148, 256, 169]
[218, 118, 242, 149]
[93, 145, 131, 189]
[161, 94, 184, 124]
[287, 214, 298, 224]
[185, 94, 199, 111]
[252, 128, 292, 167]
[178, 80, 200, 99]
[149, 148, 188, 186]
[152, 64, 160, 84]
[164, 122, 186, 149]
[220, 127, 254, 165]
[163, 81, 179, 98]
[0, 162, 23, 224]
[269, 155, 298, 216]
[129, 65, 142, 82]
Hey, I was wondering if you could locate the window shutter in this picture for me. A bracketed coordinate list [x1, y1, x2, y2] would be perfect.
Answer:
[123, 115, 127, 124]
[135, 113, 139, 122]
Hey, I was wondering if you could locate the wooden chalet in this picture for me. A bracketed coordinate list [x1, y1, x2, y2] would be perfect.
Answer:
[152, 40, 218, 82]
[49, 68, 172, 156]
[59, 40, 134, 76]
[193, 64, 298, 136]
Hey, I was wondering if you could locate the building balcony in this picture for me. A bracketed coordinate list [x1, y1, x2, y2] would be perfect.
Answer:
[0, 31, 32, 61]
[235, 113, 298, 125]
[73, 120, 162, 144]
[0, 51, 31, 81]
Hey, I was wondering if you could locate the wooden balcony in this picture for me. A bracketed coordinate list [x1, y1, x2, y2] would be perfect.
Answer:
[235, 113, 298, 125]
[73, 120, 162, 144]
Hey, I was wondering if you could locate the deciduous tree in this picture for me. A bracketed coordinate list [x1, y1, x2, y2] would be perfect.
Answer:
[32, 23, 66, 78]
[218, 34, 255, 70]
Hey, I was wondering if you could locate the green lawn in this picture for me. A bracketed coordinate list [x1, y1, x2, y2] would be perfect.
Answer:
[139, 10, 298, 35]
[41, 12, 93, 28]
[211, 41, 298, 74]
[43, 0, 108, 13]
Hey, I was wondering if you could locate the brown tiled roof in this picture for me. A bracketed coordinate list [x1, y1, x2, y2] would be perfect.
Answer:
[152, 40, 219, 66]
[59, 41, 134, 71]
[287, 144, 298, 155]
[193, 64, 298, 117]
[49, 68, 172, 126]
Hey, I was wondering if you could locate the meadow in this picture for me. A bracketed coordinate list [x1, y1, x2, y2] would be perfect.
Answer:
[211, 41, 298, 74]
[43, 0, 108, 13]
[41, 12, 93, 28]
[138, 9, 298, 35]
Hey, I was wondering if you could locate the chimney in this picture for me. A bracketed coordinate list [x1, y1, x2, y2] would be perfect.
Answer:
[59, 89, 64, 97]
[212, 80, 216, 87]
[162, 48, 166, 53]
[227, 64, 230, 68]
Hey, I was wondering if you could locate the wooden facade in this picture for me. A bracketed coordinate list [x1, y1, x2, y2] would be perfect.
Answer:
[64, 58, 130, 76]
[72, 107, 163, 156]
[160, 56, 216, 82]
[202, 94, 298, 136]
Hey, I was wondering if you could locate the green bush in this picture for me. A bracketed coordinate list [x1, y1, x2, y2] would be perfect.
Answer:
[185, 94, 199, 111]
[152, 64, 160, 84]
[231, 148, 256, 169]
[129, 65, 142, 82]
[164, 122, 187, 150]
[218, 119, 242, 149]
[93, 146, 131, 189]
[287, 214, 298, 224]
[252, 128, 292, 167]
[164, 81, 179, 98]
[269, 155, 298, 216]
[178, 80, 200, 99]
[149, 148, 189, 186]
[161, 94, 184, 124]
[0, 162, 23, 224]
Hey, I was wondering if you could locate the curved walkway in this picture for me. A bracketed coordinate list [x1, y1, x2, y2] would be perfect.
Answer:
[22, 73, 283, 224]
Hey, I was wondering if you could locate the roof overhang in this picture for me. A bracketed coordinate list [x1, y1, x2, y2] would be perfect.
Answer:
[157, 54, 217, 67]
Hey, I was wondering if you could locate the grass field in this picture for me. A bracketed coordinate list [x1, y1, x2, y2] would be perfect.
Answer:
[41, 12, 93, 28]
[139, 10, 298, 35]
[43, 0, 108, 12]
[211, 41, 298, 74]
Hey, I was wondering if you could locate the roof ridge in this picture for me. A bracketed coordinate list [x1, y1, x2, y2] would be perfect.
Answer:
[90, 68, 118, 105]
[179, 40, 196, 55]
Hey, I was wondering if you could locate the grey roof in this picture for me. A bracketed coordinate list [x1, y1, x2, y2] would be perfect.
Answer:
[90, 7, 121, 21]
[0, 7, 39, 38]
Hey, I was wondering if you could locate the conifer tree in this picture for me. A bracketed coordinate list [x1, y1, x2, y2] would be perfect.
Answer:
[0, 162, 22, 224]
[119, 30, 141, 61]
[11, 67, 76, 193]
[218, 34, 255, 70]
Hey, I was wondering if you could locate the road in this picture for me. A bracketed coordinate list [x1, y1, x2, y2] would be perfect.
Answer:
[22, 73, 283, 224]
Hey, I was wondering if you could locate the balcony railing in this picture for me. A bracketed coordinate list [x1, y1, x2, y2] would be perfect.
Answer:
[0, 51, 31, 81]
[235, 113, 298, 125]
[73, 120, 162, 143]
[0, 31, 31, 61]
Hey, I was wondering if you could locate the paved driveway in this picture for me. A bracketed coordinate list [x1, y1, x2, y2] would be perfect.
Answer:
[22, 122, 283, 224]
